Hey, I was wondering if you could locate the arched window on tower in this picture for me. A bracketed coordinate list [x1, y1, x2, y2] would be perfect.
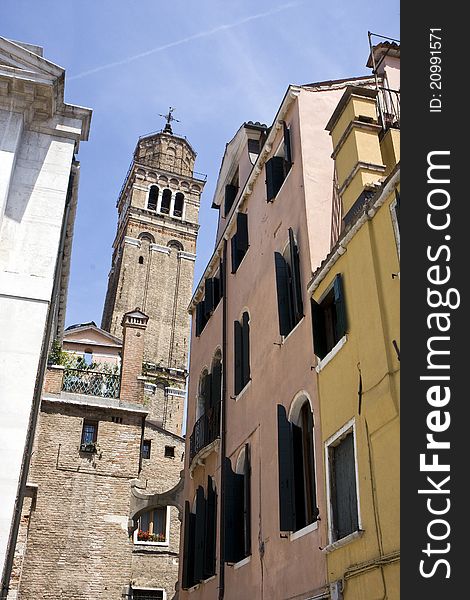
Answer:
[138, 256, 144, 264]
[148, 185, 159, 211]
[160, 189, 171, 215]
[174, 192, 184, 218]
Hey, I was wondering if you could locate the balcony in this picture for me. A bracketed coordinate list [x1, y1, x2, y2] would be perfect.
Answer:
[189, 402, 221, 464]
[62, 368, 120, 399]
[377, 86, 400, 130]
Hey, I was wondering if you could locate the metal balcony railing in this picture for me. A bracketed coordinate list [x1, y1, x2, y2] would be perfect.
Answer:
[62, 369, 120, 399]
[377, 87, 400, 130]
[189, 402, 221, 463]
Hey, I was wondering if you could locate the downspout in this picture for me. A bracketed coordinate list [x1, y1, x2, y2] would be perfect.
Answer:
[218, 239, 228, 600]
[1, 165, 76, 599]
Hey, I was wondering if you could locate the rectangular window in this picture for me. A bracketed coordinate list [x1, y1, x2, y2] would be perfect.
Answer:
[234, 312, 250, 395]
[311, 273, 347, 360]
[274, 228, 303, 336]
[142, 439, 151, 459]
[265, 122, 292, 201]
[223, 448, 251, 564]
[80, 420, 98, 450]
[132, 589, 164, 600]
[135, 507, 168, 544]
[231, 212, 249, 273]
[164, 445, 175, 458]
[326, 426, 360, 542]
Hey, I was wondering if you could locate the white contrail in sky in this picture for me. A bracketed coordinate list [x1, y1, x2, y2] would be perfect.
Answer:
[69, 2, 303, 81]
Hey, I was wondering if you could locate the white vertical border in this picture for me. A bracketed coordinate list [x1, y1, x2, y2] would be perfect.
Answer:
[324, 417, 362, 545]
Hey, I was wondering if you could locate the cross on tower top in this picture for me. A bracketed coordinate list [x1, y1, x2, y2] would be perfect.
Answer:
[159, 107, 180, 134]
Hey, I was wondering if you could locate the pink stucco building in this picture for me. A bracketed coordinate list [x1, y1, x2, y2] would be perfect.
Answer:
[179, 69, 381, 600]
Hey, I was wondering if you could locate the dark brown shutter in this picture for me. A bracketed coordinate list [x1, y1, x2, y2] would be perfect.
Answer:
[288, 228, 303, 322]
[211, 360, 222, 406]
[243, 444, 251, 557]
[196, 302, 206, 337]
[292, 423, 306, 531]
[223, 458, 244, 564]
[234, 320, 243, 394]
[283, 122, 292, 170]
[225, 184, 238, 215]
[311, 298, 327, 360]
[266, 156, 286, 201]
[213, 276, 221, 308]
[237, 212, 249, 253]
[148, 185, 159, 210]
[230, 234, 238, 274]
[331, 432, 358, 540]
[204, 278, 215, 316]
[194, 486, 206, 582]
[274, 252, 293, 336]
[203, 373, 212, 413]
[277, 405, 296, 531]
[333, 273, 347, 340]
[182, 501, 195, 589]
[241, 312, 250, 387]
[204, 477, 217, 578]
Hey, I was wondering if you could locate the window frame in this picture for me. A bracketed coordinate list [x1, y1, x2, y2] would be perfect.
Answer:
[133, 506, 170, 547]
[324, 419, 362, 546]
[142, 439, 151, 460]
[131, 587, 166, 600]
[147, 185, 159, 211]
[311, 273, 347, 362]
[81, 419, 98, 446]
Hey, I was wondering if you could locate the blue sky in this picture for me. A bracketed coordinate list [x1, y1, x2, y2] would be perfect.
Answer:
[3, 1, 399, 328]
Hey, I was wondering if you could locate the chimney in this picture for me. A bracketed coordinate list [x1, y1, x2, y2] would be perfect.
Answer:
[120, 308, 149, 404]
[325, 86, 386, 227]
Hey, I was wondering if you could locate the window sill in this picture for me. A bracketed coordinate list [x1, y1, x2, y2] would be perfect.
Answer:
[229, 555, 251, 570]
[289, 520, 318, 541]
[201, 575, 216, 584]
[281, 316, 304, 345]
[134, 540, 168, 547]
[322, 529, 364, 554]
[315, 335, 347, 372]
[234, 379, 251, 401]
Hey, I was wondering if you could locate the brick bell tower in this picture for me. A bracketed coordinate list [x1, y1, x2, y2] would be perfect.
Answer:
[102, 111, 205, 434]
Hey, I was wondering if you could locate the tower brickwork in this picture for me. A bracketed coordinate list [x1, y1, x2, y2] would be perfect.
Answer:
[102, 129, 205, 433]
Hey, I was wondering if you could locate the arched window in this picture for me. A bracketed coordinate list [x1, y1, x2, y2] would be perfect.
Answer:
[277, 397, 318, 533]
[174, 192, 184, 218]
[134, 507, 169, 545]
[160, 189, 171, 214]
[148, 185, 159, 211]
[138, 256, 144, 264]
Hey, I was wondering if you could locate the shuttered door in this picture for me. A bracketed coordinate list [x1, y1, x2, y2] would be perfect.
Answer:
[223, 458, 245, 563]
[331, 432, 358, 540]
[194, 486, 206, 583]
[266, 156, 286, 201]
[277, 405, 296, 531]
[204, 477, 217, 578]
[311, 299, 327, 359]
[333, 274, 347, 341]
[288, 228, 303, 322]
[241, 312, 250, 387]
[234, 320, 243, 394]
[182, 501, 195, 589]
[225, 184, 238, 215]
[243, 444, 251, 557]
[283, 121, 292, 170]
[274, 252, 293, 335]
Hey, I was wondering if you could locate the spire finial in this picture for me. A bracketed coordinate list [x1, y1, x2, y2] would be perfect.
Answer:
[159, 107, 180, 134]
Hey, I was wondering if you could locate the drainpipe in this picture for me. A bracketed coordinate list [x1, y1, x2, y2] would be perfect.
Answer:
[1, 165, 76, 599]
[218, 239, 228, 600]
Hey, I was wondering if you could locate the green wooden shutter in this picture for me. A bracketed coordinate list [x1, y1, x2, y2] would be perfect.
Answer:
[225, 184, 238, 215]
[243, 444, 251, 557]
[182, 501, 195, 589]
[195, 302, 205, 337]
[230, 234, 238, 273]
[204, 278, 215, 316]
[292, 423, 306, 531]
[194, 486, 206, 582]
[283, 121, 292, 171]
[237, 212, 249, 253]
[211, 361, 222, 406]
[204, 477, 217, 578]
[311, 298, 327, 360]
[331, 432, 358, 540]
[223, 458, 245, 563]
[277, 405, 296, 531]
[288, 228, 303, 323]
[203, 373, 212, 413]
[234, 320, 243, 394]
[274, 252, 293, 336]
[241, 312, 250, 387]
[266, 156, 286, 201]
[333, 273, 347, 340]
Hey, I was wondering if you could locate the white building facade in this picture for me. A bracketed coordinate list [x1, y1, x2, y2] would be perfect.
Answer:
[0, 37, 91, 591]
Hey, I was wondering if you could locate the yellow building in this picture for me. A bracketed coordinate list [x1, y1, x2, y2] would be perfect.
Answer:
[307, 45, 400, 600]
